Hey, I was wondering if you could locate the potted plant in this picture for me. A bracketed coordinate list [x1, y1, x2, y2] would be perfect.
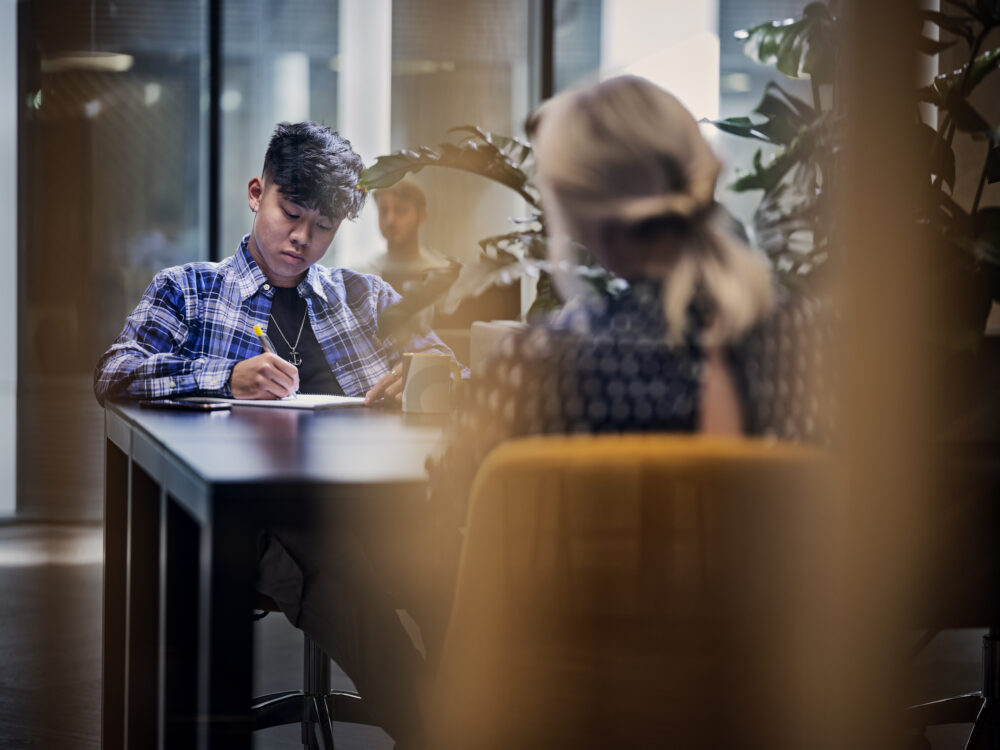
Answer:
[358, 126, 617, 343]
[709, 0, 1000, 352]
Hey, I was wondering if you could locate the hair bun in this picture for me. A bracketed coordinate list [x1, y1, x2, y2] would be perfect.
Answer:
[595, 172, 717, 227]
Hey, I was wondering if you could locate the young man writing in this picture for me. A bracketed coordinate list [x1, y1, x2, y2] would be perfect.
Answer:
[95, 123, 449, 406]
[95, 122, 452, 746]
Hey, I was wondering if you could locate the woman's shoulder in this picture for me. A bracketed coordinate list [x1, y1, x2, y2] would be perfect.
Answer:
[740, 292, 835, 363]
[766, 291, 834, 331]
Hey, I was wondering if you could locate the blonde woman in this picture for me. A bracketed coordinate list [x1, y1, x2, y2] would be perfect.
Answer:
[421, 74, 832, 658]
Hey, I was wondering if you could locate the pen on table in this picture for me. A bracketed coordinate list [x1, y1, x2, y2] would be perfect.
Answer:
[253, 324, 277, 355]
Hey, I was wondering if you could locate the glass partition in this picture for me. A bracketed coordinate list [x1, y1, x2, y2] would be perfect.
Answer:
[18, 0, 208, 518]
[13, 0, 802, 518]
[220, 0, 341, 259]
[717, 0, 814, 227]
[379, 0, 533, 268]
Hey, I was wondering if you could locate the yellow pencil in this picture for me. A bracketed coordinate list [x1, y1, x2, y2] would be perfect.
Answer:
[253, 324, 277, 355]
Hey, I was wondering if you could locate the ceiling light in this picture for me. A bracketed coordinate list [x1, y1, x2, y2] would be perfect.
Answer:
[144, 82, 162, 106]
[42, 51, 134, 74]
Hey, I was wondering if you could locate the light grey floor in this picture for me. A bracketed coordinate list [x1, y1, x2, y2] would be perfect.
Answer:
[0, 523, 985, 749]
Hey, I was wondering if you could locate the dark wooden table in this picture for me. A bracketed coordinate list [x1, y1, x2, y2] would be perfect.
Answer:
[101, 401, 447, 750]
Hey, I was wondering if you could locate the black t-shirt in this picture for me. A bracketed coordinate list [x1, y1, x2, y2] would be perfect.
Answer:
[267, 285, 344, 395]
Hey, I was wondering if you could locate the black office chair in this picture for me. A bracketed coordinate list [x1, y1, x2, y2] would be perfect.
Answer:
[905, 415, 1000, 750]
[252, 597, 378, 749]
[906, 627, 1000, 750]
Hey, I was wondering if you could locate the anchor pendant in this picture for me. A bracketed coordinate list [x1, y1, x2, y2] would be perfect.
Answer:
[288, 351, 302, 366]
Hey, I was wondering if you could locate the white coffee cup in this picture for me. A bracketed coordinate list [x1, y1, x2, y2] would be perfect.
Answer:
[401, 352, 462, 413]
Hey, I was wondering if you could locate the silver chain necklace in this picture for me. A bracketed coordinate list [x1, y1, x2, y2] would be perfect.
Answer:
[268, 311, 307, 366]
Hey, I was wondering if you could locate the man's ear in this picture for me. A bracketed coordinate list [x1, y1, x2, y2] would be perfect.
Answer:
[248, 177, 264, 212]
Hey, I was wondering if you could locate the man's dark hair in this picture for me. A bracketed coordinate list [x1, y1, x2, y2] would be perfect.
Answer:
[262, 122, 366, 221]
[372, 180, 427, 214]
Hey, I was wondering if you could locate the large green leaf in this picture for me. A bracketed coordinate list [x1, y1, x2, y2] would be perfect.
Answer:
[526, 271, 562, 320]
[918, 35, 958, 55]
[919, 187, 977, 264]
[376, 250, 562, 342]
[916, 84, 945, 107]
[727, 111, 836, 194]
[436, 255, 526, 317]
[987, 144, 1000, 183]
[753, 82, 816, 142]
[919, 9, 975, 43]
[756, 81, 817, 121]
[974, 207, 1000, 265]
[711, 81, 817, 146]
[916, 121, 956, 188]
[910, 189, 997, 349]
[711, 117, 776, 143]
[360, 129, 541, 208]
[750, 176, 830, 288]
[924, 184, 972, 228]
[941, 0, 995, 26]
[922, 46, 1000, 105]
[449, 126, 533, 169]
[951, 100, 992, 132]
[738, 2, 837, 83]
[942, 0, 975, 13]
[478, 228, 548, 260]
[974, 0, 1000, 25]
[375, 262, 461, 343]
[731, 148, 789, 193]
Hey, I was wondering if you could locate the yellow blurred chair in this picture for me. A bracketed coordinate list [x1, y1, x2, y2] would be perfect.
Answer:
[429, 434, 837, 750]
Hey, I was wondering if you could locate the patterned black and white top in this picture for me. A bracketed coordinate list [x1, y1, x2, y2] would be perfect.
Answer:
[429, 279, 835, 524]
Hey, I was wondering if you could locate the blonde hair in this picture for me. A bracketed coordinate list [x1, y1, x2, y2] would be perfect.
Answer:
[530, 76, 774, 345]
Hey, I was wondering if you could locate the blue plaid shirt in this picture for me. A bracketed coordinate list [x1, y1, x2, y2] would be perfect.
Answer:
[94, 236, 454, 403]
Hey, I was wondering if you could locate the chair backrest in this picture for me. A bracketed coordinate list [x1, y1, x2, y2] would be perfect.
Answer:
[430, 434, 837, 750]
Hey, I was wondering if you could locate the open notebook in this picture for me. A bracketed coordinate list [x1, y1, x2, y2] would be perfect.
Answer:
[180, 394, 366, 410]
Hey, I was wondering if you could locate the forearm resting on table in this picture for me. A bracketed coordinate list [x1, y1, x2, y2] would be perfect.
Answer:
[94, 350, 237, 403]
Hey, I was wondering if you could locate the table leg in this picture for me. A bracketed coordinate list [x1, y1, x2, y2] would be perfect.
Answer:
[162, 494, 201, 749]
[198, 496, 256, 750]
[126, 463, 162, 748]
[102, 439, 129, 750]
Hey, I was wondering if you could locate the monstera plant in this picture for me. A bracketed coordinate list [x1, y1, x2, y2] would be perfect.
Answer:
[358, 127, 614, 343]
[358, 127, 543, 343]
[711, 0, 1000, 350]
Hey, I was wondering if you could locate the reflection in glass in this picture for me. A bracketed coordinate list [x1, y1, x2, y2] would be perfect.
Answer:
[19, 0, 207, 518]
[220, 1, 340, 259]
[384, 0, 532, 268]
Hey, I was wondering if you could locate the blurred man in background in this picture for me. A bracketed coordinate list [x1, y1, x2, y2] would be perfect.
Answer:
[370, 181, 448, 291]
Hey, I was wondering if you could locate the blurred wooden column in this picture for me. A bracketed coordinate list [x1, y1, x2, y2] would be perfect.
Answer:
[828, 1, 932, 749]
